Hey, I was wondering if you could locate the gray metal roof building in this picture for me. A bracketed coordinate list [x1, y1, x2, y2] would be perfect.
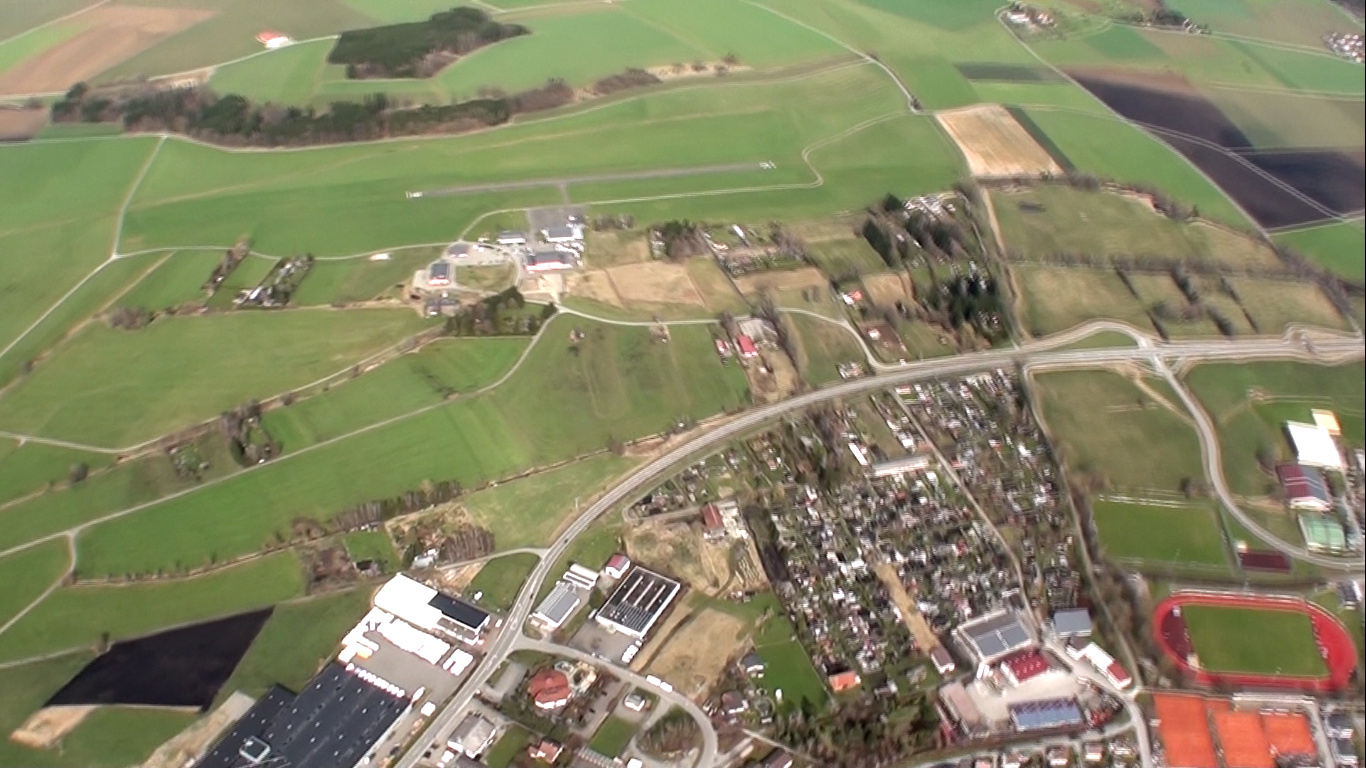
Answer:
[955, 610, 1032, 663]
[194, 663, 408, 768]
[1051, 608, 1092, 638]
[532, 581, 582, 630]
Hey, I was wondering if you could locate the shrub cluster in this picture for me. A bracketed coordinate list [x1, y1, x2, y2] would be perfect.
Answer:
[329, 7, 528, 79]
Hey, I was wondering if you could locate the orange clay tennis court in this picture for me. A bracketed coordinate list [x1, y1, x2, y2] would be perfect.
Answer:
[1153, 693, 1319, 768]
[1212, 711, 1273, 768]
[1262, 712, 1315, 754]
[1154, 694, 1218, 768]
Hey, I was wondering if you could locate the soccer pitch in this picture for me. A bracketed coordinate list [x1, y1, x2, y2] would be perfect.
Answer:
[1183, 604, 1327, 678]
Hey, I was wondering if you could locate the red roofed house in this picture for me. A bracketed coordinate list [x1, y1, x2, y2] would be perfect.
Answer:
[1000, 650, 1051, 686]
[701, 503, 726, 539]
[1105, 660, 1132, 689]
[527, 668, 572, 711]
[736, 334, 759, 358]
[604, 553, 631, 580]
[529, 739, 563, 764]
[828, 670, 861, 692]
[1275, 464, 1332, 512]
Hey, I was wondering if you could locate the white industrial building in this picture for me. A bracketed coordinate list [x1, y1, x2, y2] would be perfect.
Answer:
[373, 574, 490, 643]
[1285, 421, 1344, 470]
[562, 563, 599, 591]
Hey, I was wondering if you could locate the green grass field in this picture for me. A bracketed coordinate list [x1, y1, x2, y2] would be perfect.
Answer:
[341, 530, 399, 572]
[1019, 109, 1250, 228]
[994, 185, 1276, 268]
[0, 438, 111, 506]
[292, 248, 441, 306]
[263, 335, 530, 450]
[0, 138, 161, 384]
[0, 649, 196, 768]
[115, 251, 219, 311]
[484, 724, 531, 768]
[217, 587, 372, 703]
[208, 39, 334, 104]
[754, 611, 828, 711]
[0, 539, 70, 630]
[0, 308, 431, 448]
[1012, 264, 1346, 338]
[1274, 222, 1366, 281]
[74, 319, 746, 577]
[0, 552, 304, 664]
[787, 313, 867, 387]
[1035, 369, 1204, 492]
[1168, 0, 1365, 49]
[589, 715, 637, 758]
[468, 553, 538, 611]
[97, 0, 375, 83]
[1184, 360, 1364, 496]
[461, 454, 639, 550]
[1091, 499, 1229, 569]
[1183, 604, 1327, 676]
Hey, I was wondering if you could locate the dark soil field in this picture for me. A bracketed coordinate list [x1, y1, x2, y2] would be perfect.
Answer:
[1162, 134, 1327, 228]
[956, 63, 1063, 82]
[1244, 149, 1365, 216]
[46, 609, 272, 710]
[1068, 70, 1358, 228]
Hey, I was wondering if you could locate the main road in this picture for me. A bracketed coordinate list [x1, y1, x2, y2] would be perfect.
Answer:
[397, 330, 1364, 768]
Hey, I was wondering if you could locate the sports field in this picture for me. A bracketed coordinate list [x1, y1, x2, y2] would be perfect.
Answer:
[1091, 499, 1229, 570]
[1034, 369, 1203, 492]
[1182, 604, 1326, 677]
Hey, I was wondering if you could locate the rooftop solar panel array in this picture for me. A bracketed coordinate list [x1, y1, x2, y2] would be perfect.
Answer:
[964, 613, 1031, 659]
[598, 568, 680, 635]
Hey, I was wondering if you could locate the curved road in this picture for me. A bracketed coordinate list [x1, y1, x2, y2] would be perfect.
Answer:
[397, 331, 1364, 768]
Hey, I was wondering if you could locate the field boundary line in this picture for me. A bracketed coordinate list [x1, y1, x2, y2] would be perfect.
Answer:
[740, 0, 918, 112]
[0, 314, 571, 564]
[0, 0, 110, 49]
[0, 535, 74, 640]
[0, 135, 162, 379]
[1120, 22, 1353, 61]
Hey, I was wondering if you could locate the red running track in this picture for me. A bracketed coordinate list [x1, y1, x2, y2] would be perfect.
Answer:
[1152, 591, 1358, 693]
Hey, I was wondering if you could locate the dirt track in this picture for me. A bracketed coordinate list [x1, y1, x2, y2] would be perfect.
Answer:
[0, 109, 46, 139]
[0, 5, 214, 95]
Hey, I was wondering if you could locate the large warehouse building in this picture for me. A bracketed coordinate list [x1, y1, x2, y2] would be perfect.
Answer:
[954, 610, 1034, 666]
[595, 566, 681, 639]
[195, 663, 409, 768]
[374, 574, 490, 643]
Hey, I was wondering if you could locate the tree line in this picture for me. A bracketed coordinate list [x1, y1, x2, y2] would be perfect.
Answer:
[51, 80, 574, 147]
[329, 7, 528, 79]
